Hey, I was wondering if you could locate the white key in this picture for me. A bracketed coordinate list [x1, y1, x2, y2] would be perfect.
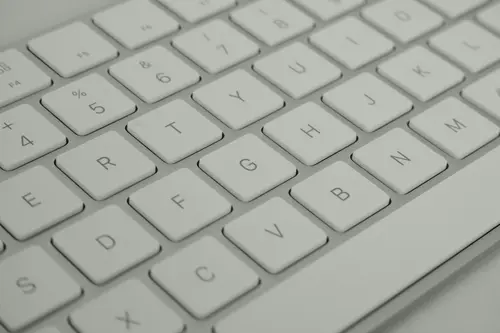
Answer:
[292, 161, 390, 232]
[28, 22, 117, 78]
[151, 236, 259, 318]
[53, 206, 160, 284]
[71, 279, 184, 333]
[130, 168, 232, 241]
[225, 197, 326, 274]
[353, 128, 447, 194]
[421, 0, 489, 18]
[109, 46, 200, 103]
[94, 0, 179, 50]
[293, 0, 364, 21]
[263, 102, 357, 166]
[56, 131, 156, 200]
[0, 247, 81, 332]
[410, 97, 499, 159]
[34, 328, 60, 333]
[173, 20, 259, 74]
[199, 134, 297, 202]
[0, 166, 83, 240]
[128, 100, 222, 163]
[0, 104, 66, 171]
[478, 3, 500, 35]
[215, 138, 500, 333]
[42, 74, 136, 135]
[362, 0, 443, 43]
[378, 46, 464, 102]
[192, 69, 284, 130]
[0, 49, 51, 108]
[462, 68, 500, 120]
[310, 17, 394, 71]
[230, 0, 314, 46]
[160, 0, 235, 23]
[254, 42, 341, 99]
[429, 21, 500, 73]
[323, 73, 413, 132]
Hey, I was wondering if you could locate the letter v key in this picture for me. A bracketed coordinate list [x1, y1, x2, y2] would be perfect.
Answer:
[265, 223, 284, 238]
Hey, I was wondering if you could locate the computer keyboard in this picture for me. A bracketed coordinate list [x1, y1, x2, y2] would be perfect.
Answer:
[1, 0, 500, 333]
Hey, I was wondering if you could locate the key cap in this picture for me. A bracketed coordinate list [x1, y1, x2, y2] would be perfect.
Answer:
[28, 22, 117, 78]
[462, 68, 500, 120]
[0, 246, 81, 332]
[0, 104, 66, 171]
[225, 197, 326, 274]
[192, 69, 284, 130]
[34, 328, 60, 333]
[128, 99, 222, 163]
[263, 102, 357, 166]
[362, 0, 443, 43]
[429, 21, 500, 73]
[56, 131, 156, 200]
[0, 49, 51, 108]
[130, 168, 231, 241]
[110, 46, 200, 103]
[410, 97, 499, 159]
[378, 46, 464, 102]
[353, 128, 447, 194]
[215, 134, 500, 333]
[478, 3, 500, 35]
[230, 0, 314, 46]
[93, 0, 179, 50]
[151, 236, 259, 318]
[160, 0, 235, 23]
[310, 17, 394, 71]
[292, 161, 390, 232]
[199, 134, 297, 202]
[173, 20, 259, 74]
[323, 73, 413, 132]
[421, 0, 489, 18]
[53, 206, 159, 284]
[42, 73, 136, 135]
[293, 0, 364, 21]
[70, 279, 184, 333]
[254, 42, 341, 99]
[0, 166, 83, 240]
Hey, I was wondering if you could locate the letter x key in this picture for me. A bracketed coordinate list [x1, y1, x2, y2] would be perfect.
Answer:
[116, 311, 140, 330]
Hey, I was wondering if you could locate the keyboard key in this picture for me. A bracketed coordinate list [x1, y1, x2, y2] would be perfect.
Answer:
[28, 22, 117, 78]
[353, 128, 447, 194]
[0, 49, 52, 108]
[323, 73, 413, 132]
[161, 0, 235, 23]
[378, 46, 464, 102]
[0, 166, 83, 240]
[292, 162, 390, 232]
[254, 42, 341, 99]
[199, 134, 296, 202]
[34, 328, 60, 333]
[421, 0, 489, 18]
[478, 3, 500, 35]
[53, 206, 159, 284]
[193, 69, 284, 130]
[0, 104, 66, 171]
[410, 97, 499, 159]
[56, 131, 156, 200]
[0, 247, 81, 331]
[225, 197, 326, 273]
[429, 21, 500, 73]
[109, 46, 200, 103]
[71, 279, 184, 333]
[94, 0, 179, 50]
[310, 17, 394, 71]
[463, 68, 500, 120]
[128, 99, 222, 163]
[151, 236, 259, 318]
[264, 102, 357, 166]
[362, 0, 443, 43]
[230, 0, 314, 46]
[130, 168, 232, 242]
[42, 73, 136, 135]
[293, 0, 364, 21]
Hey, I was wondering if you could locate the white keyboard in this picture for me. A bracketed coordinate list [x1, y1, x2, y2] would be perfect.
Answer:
[1, 0, 500, 332]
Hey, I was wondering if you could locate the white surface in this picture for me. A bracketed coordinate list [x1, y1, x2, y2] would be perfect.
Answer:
[462, 68, 500, 120]
[421, 0, 489, 17]
[160, 0, 236, 23]
[33, 328, 61, 333]
[478, 3, 500, 34]
[293, 0, 364, 21]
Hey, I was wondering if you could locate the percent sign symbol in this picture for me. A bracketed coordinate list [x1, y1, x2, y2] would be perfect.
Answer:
[72, 89, 87, 99]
